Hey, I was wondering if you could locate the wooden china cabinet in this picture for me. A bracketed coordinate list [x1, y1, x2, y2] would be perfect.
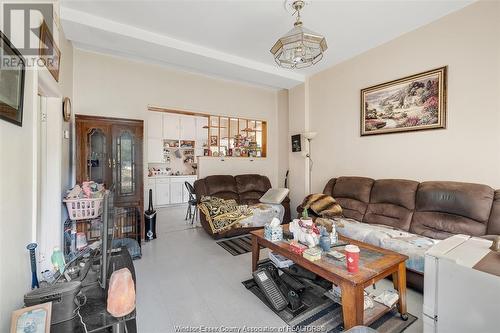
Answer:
[76, 115, 144, 240]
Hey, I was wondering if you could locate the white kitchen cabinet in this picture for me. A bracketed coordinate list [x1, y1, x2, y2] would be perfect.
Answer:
[155, 180, 171, 206]
[169, 179, 185, 204]
[179, 115, 196, 141]
[145, 176, 197, 207]
[163, 113, 180, 139]
[147, 138, 164, 163]
[196, 117, 208, 141]
[147, 112, 164, 138]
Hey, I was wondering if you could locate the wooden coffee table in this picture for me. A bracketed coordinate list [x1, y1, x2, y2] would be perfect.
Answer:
[250, 225, 408, 330]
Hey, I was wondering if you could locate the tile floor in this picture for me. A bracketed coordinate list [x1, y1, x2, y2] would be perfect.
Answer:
[135, 205, 423, 333]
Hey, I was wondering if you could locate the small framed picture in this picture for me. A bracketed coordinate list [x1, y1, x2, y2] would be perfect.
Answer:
[209, 135, 218, 146]
[291, 134, 301, 152]
[39, 20, 61, 82]
[11, 302, 52, 333]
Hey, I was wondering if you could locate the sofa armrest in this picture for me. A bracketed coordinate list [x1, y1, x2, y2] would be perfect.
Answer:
[480, 234, 500, 241]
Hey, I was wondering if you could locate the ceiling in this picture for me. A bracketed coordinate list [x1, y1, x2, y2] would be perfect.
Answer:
[60, 0, 473, 89]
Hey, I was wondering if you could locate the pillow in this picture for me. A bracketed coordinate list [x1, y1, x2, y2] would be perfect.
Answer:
[259, 188, 290, 204]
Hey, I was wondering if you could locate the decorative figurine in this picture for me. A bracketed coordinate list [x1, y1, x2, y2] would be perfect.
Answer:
[319, 226, 331, 252]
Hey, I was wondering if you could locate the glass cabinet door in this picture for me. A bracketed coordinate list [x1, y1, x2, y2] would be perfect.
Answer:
[87, 128, 108, 184]
[112, 125, 143, 205]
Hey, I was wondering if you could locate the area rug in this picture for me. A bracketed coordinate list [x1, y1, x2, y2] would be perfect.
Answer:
[217, 234, 260, 256]
[242, 262, 417, 332]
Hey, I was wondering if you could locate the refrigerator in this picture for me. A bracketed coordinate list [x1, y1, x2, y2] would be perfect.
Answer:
[423, 234, 500, 333]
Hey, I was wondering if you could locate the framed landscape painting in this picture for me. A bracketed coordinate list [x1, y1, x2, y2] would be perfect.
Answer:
[360, 66, 447, 136]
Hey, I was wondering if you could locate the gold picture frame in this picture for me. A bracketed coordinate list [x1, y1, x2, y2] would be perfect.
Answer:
[10, 302, 52, 333]
[360, 66, 447, 136]
[39, 20, 61, 82]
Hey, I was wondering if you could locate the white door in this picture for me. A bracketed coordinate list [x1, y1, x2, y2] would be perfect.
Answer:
[162, 113, 179, 140]
[155, 180, 170, 206]
[147, 138, 164, 163]
[37, 96, 63, 272]
[170, 180, 185, 204]
[147, 112, 163, 138]
[179, 115, 196, 140]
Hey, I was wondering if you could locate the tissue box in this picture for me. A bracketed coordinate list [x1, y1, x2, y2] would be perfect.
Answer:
[264, 224, 283, 242]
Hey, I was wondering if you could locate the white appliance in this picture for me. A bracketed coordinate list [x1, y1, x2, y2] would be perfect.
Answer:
[423, 234, 500, 333]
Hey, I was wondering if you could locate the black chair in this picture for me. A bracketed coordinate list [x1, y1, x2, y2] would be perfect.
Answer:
[184, 181, 198, 224]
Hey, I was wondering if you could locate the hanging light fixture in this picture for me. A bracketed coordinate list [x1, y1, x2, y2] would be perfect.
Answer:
[270, 0, 327, 69]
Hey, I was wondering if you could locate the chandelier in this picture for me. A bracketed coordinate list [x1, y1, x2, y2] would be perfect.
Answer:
[270, 0, 327, 69]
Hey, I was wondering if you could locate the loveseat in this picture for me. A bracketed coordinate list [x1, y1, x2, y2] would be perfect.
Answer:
[194, 174, 291, 239]
[299, 176, 500, 291]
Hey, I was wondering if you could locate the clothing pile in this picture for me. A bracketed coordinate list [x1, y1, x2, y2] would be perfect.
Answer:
[65, 181, 105, 199]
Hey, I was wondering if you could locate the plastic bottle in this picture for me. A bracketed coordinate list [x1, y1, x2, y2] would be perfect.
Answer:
[51, 247, 65, 274]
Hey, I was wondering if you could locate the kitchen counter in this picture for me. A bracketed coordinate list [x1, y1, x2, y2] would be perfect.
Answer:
[148, 174, 197, 178]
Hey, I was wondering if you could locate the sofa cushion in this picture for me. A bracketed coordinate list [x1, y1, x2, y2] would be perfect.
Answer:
[202, 175, 239, 201]
[411, 181, 494, 239]
[323, 177, 374, 221]
[236, 174, 271, 205]
[363, 179, 419, 231]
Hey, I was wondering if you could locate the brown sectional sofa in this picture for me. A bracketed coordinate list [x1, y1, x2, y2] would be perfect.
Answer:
[194, 174, 291, 239]
[301, 176, 500, 291]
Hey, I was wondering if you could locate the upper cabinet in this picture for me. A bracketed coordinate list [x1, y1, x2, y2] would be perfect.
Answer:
[162, 113, 180, 140]
[179, 115, 196, 141]
[147, 112, 163, 139]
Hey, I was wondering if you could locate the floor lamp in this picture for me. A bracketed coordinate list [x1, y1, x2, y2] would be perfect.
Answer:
[302, 132, 317, 194]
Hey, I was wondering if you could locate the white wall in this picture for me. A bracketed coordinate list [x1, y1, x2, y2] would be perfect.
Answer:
[292, 1, 500, 196]
[0, 12, 74, 331]
[0, 70, 38, 330]
[288, 83, 309, 211]
[277, 89, 289, 188]
[73, 49, 282, 186]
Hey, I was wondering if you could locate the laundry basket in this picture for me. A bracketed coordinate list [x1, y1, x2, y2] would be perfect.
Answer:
[64, 197, 104, 220]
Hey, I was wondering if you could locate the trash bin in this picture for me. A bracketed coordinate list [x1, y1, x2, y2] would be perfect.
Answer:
[144, 189, 157, 241]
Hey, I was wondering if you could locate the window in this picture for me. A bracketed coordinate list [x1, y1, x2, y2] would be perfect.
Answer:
[206, 116, 267, 158]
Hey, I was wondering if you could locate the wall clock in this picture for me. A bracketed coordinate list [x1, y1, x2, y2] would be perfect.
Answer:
[62, 97, 72, 122]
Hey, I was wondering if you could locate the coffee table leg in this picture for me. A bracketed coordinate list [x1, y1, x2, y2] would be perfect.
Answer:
[392, 262, 408, 320]
[251, 235, 259, 272]
[341, 283, 364, 329]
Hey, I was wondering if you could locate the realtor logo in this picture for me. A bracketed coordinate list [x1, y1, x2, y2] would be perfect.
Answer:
[2, 2, 54, 55]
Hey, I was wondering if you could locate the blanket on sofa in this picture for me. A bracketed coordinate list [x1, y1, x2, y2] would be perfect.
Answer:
[198, 196, 253, 234]
[334, 218, 440, 273]
[301, 193, 343, 219]
[198, 196, 284, 234]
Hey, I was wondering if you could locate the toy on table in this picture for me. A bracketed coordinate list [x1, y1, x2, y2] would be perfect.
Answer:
[289, 209, 320, 248]
[318, 226, 331, 251]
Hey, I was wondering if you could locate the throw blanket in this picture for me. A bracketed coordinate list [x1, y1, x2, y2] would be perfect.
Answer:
[301, 193, 342, 219]
[198, 196, 253, 234]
